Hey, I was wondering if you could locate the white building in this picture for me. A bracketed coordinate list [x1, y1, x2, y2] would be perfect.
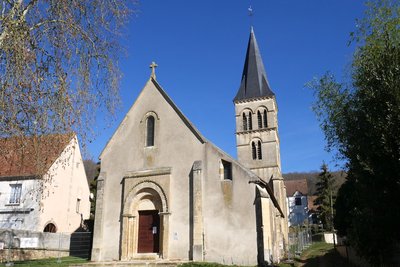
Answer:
[284, 179, 309, 226]
[0, 134, 90, 233]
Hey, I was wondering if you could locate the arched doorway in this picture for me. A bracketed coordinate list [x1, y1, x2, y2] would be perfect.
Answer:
[121, 181, 169, 260]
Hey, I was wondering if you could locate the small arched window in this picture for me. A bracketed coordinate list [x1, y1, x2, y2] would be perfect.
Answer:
[242, 113, 248, 131]
[252, 142, 257, 160]
[263, 109, 268, 128]
[248, 111, 253, 130]
[44, 223, 57, 233]
[257, 111, 262, 129]
[146, 116, 155, 147]
[251, 140, 263, 160]
[257, 140, 262, 160]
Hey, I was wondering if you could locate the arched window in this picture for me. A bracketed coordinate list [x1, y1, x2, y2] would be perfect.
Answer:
[257, 111, 262, 129]
[248, 111, 253, 130]
[263, 109, 268, 128]
[257, 140, 262, 160]
[242, 113, 248, 131]
[252, 140, 263, 160]
[44, 223, 57, 233]
[146, 116, 155, 147]
[251, 142, 257, 159]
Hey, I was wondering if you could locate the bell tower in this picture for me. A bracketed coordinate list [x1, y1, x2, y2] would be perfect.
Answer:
[234, 27, 282, 183]
[234, 29, 289, 263]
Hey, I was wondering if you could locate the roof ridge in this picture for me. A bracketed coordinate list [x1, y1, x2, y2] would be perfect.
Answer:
[150, 78, 207, 144]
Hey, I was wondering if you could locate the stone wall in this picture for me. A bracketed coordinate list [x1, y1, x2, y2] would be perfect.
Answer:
[0, 249, 69, 262]
[0, 229, 70, 261]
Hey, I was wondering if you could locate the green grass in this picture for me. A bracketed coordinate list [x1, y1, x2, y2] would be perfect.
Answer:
[0, 256, 88, 266]
[277, 242, 356, 267]
[179, 263, 253, 267]
[301, 242, 333, 259]
[276, 263, 294, 267]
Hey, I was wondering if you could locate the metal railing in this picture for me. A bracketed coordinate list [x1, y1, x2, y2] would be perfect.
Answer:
[287, 229, 312, 261]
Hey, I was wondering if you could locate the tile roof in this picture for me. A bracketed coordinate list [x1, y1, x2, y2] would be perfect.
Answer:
[284, 179, 308, 197]
[308, 195, 319, 212]
[0, 133, 74, 178]
[234, 27, 274, 102]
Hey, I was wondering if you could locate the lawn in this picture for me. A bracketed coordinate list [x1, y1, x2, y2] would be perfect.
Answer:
[0, 245, 354, 267]
[179, 263, 249, 267]
[278, 242, 356, 267]
[0, 256, 88, 267]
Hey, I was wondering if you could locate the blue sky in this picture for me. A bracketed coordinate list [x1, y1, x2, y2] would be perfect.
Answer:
[87, 0, 367, 173]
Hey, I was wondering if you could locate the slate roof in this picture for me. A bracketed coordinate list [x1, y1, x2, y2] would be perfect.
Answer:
[284, 179, 309, 197]
[0, 133, 74, 179]
[234, 27, 274, 102]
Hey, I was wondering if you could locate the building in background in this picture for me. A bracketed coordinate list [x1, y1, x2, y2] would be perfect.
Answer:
[0, 134, 90, 233]
[285, 179, 309, 226]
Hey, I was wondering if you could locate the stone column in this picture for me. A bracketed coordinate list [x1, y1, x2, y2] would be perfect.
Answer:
[121, 214, 136, 260]
[91, 172, 106, 261]
[159, 212, 170, 259]
[128, 215, 136, 259]
[192, 161, 204, 261]
[272, 177, 288, 257]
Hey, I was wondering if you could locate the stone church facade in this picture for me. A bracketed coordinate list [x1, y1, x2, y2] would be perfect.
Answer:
[91, 28, 288, 266]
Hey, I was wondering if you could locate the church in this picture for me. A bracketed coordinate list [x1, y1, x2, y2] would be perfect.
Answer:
[91, 28, 288, 266]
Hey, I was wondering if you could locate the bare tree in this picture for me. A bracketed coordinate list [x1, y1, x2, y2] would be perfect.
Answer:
[0, 0, 134, 143]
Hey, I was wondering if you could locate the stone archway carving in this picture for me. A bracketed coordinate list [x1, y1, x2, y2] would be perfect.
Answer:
[123, 180, 168, 214]
[121, 180, 170, 260]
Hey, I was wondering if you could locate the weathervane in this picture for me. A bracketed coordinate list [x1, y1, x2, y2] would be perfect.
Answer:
[248, 5, 253, 17]
[150, 61, 158, 79]
[248, 5, 254, 28]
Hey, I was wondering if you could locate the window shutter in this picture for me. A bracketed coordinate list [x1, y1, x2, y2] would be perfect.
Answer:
[257, 111, 262, 128]
[257, 140, 262, 160]
[263, 109, 268, 128]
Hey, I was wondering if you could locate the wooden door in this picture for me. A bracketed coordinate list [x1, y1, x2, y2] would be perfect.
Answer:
[138, 210, 160, 253]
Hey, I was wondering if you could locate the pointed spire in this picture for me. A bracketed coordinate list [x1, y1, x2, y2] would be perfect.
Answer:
[234, 28, 274, 102]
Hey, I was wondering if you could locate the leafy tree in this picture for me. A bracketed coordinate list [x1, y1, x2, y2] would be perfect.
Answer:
[333, 174, 356, 237]
[314, 163, 335, 231]
[309, 0, 400, 264]
[0, 0, 134, 143]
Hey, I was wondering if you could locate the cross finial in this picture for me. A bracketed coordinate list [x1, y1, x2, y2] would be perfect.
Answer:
[149, 61, 158, 79]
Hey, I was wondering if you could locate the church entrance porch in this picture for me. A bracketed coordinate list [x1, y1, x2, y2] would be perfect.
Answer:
[138, 210, 160, 253]
[121, 179, 170, 261]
